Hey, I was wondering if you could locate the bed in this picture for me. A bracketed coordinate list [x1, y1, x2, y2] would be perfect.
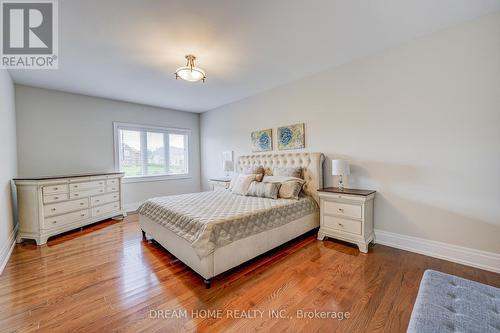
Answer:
[139, 152, 325, 288]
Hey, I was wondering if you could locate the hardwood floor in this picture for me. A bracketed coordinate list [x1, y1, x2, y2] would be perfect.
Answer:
[1, 215, 498, 333]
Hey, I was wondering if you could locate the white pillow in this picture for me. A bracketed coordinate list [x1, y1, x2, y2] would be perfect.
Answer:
[262, 176, 305, 183]
[231, 174, 257, 195]
[229, 173, 240, 190]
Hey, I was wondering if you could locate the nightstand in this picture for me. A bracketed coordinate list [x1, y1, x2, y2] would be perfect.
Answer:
[317, 187, 376, 253]
[209, 178, 231, 191]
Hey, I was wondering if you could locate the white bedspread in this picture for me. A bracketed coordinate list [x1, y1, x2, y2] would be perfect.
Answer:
[138, 190, 318, 258]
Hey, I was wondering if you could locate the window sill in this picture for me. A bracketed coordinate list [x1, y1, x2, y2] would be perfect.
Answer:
[122, 174, 192, 184]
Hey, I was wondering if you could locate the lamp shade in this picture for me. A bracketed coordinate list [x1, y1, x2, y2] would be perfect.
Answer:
[332, 160, 350, 176]
[223, 160, 234, 172]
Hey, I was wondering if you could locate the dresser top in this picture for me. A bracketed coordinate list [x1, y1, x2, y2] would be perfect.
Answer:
[318, 187, 376, 196]
[14, 172, 125, 181]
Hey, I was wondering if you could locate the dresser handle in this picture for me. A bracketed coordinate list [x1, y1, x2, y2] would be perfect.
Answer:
[338, 208, 344, 212]
[51, 208, 56, 211]
[95, 199, 100, 202]
[74, 194, 79, 197]
[54, 187, 58, 190]
[338, 223, 344, 227]
[80, 202, 84, 205]
[81, 214, 85, 217]
[54, 197, 59, 200]
[52, 221, 57, 224]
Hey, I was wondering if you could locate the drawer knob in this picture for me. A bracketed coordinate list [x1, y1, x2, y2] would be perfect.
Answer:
[80, 203, 84, 205]
[51, 208, 56, 211]
[52, 221, 57, 224]
[54, 187, 58, 190]
[54, 197, 59, 200]
[81, 214, 85, 217]
[338, 223, 344, 227]
[74, 194, 79, 197]
[96, 199, 100, 202]
[338, 208, 344, 212]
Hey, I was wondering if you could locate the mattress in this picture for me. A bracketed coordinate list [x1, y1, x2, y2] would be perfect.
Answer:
[138, 190, 318, 258]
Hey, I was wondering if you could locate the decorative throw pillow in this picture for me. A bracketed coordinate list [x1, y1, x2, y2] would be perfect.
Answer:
[278, 181, 304, 200]
[263, 175, 306, 200]
[241, 166, 265, 182]
[247, 181, 281, 199]
[272, 167, 303, 179]
[231, 174, 257, 195]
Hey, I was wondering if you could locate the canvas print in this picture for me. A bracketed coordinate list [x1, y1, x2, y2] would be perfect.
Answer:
[251, 129, 273, 152]
[278, 123, 305, 150]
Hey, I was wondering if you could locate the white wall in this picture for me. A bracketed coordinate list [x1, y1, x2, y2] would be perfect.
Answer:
[0, 70, 18, 271]
[201, 13, 500, 254]
[15, 86, 201, 209]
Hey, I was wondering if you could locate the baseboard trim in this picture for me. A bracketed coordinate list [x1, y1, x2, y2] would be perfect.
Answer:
[374, 229, 500, 274]
[123, 202, 142, 213]
[0, 224, 18, 275]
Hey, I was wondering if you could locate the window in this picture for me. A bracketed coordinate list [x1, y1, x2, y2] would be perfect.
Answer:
[114, 122, 190, 182]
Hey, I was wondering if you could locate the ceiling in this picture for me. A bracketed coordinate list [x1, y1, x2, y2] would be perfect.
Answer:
[9, 0, 500, 112]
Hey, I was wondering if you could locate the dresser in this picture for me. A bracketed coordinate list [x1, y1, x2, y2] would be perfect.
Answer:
[14, 172, 125, 245]
[317, 188, 375, 253]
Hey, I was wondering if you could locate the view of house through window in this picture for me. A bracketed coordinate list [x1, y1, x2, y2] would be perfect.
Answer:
[115, 123, 189, 178]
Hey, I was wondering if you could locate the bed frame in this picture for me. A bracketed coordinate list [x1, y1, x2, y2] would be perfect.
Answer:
[139, 152, 325, 288]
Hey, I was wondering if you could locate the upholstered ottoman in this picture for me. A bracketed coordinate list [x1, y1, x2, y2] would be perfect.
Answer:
[407, 270, 499, 333]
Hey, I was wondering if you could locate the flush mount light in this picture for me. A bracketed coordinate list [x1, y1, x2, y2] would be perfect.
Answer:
[175, 54, 206, 82]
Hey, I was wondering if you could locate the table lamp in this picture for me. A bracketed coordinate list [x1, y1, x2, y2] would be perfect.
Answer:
[332, 160, 350, 191]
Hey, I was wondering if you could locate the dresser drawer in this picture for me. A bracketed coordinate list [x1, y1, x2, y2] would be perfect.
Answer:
[323, 215, 362, 235]
[106, 185, 119, 193]
[44, 209, 89, 230]
[91, 192, 120, 206]
[42, 184, 68, 195]
[92, 201, 120, 216]
[44, 199, 89, 217]
[70, 180, 105, 191]
[106, 179, 119, 187]
[70, 187, 105, 199]
[43, 193, 69, 204]
[323, 201, 362, 220]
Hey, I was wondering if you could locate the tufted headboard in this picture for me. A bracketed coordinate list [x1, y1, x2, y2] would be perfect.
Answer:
[236, 152, 325, 203]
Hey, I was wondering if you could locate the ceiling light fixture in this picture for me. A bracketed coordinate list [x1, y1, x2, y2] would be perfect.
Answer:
[175, 54, 206, 82]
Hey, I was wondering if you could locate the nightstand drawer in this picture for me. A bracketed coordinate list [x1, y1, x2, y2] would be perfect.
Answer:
[323, 216, 361, 235]
[323, 201, 362, 220]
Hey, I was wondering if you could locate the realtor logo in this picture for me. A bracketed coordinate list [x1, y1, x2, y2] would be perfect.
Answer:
[1, 0, 58, 69]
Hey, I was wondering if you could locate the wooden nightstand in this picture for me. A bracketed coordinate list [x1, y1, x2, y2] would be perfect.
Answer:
[317, 187, 376, 253]
[209, 178, 231, 191]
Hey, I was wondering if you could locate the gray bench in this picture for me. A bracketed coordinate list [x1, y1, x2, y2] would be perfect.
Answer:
[407, 270, 499, 333]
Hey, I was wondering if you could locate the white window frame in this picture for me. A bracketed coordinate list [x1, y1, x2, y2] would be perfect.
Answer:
[113, 122, 191, 183]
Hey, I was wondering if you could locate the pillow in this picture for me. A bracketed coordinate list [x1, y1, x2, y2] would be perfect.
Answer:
[241, 165, 265, 182]
[247, 181, 281, 199]
[228, 173, 239, 190]
[263, 176, 306, 200]
[231, 174, 257, 195]
[278, 182, 304, 200]
[272, 167, 303, 179]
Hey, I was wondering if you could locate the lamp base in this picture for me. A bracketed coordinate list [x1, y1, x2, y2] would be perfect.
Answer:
[338, 175, 345, 191]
